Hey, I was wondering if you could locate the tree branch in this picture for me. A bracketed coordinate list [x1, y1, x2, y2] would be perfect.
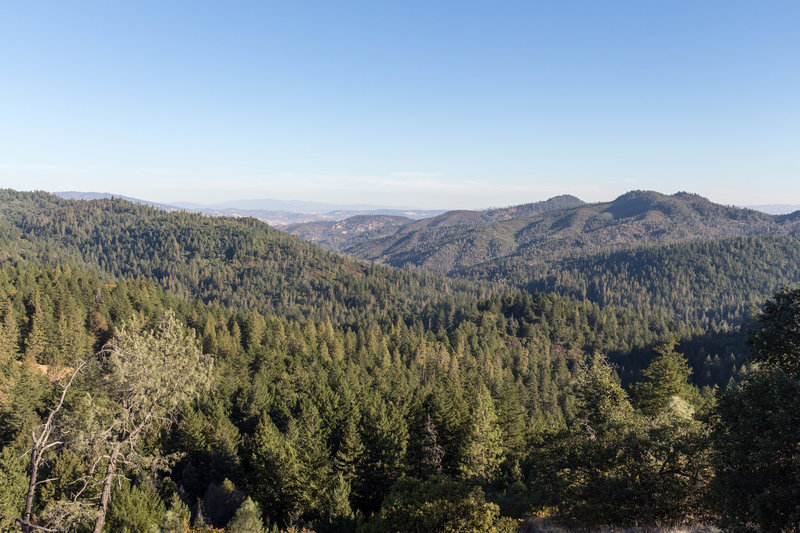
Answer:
[14, 518, 63, 532]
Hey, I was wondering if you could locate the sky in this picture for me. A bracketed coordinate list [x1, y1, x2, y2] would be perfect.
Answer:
[1, 1, 798, 210]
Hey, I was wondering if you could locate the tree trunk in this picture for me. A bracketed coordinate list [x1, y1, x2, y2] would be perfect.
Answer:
[93, 441, 122, 533]
[21, 447, 39, 533]
[20, 360, 85, 532]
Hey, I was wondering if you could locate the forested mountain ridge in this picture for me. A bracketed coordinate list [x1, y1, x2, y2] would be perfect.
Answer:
[54, 191, 181, 211]
[1, 189, 744, 383]
[473, 233, 800, 325]
[0, 189, 493, 323]
[288, 190, 800, 325]
[330, 190, 798, 272]
[1, 187, 797, 531]
[287, 194, 585, 253]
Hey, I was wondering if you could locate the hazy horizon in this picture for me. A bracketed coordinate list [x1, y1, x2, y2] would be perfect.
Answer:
[45, 187, 800, 215]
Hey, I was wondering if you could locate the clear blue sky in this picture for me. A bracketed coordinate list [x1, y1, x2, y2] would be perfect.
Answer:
[1, 1, 798, 209]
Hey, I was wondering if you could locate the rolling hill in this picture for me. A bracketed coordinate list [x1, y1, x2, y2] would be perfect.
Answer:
[287, 190, 800, 323]
[0, 189, 489, 323]
[341, 191, 796, 271]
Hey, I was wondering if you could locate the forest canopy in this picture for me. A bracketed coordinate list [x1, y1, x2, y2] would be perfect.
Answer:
[0, 190, 798, 531]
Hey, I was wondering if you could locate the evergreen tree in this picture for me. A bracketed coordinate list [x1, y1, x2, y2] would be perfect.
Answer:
[319, 471, 354, 527]
[354, 399, 408, 513]
[359, 476, 515, 533]
[160, 493, 192, 533]
[227, 497, 266, 533]
[106, 481, 166, 533]
[712, 369, 800, 531]
[748, 285, 800, 378]
[712, 288, 800, 531]
[0, 301, 19, 371]
[332, 414, 364, 484]
[458, 383, 503, 484]
[0, 447, 27, 532]
[23, 297, 47, 364]
[75, 312, 213, 533]
[249, 416, 301, 527]
[419, 414, 444, 478]
[292, 401, 332, 519]
[632, 339, 698, 416]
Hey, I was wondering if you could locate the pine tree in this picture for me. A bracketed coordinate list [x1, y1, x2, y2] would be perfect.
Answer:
[494, 380, 526, 464]
[80, 313, 213, 533]
[748, 286, 800, 378]
[161, 493, 191, 533]
[0, 447, 27, 532]
[320, 471, 354, 524]
[106, 481, 167, 533]
[0, 300, 19, 371]
[333, 414, 364, 484]
[227, 497, 265, 533]
[354, 399, 408, 512]
[24, 297, 48, 364]
[632, 339, 697, 417]
[419, 414, 444, 478]
[458, 383, 503, 484]
[292, 401, 331, 519]
[250, 416, 301, 527]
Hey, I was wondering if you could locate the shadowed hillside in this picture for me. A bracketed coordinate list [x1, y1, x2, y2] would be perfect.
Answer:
[287, 191, 800, 323]
[0, 189, 491, 323]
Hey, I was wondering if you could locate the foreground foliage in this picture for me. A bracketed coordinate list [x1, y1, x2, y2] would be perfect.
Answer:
[711, 286, 800, 532]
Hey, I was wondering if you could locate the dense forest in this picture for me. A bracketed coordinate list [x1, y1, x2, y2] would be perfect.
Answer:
[291, 191, 800, 326]
[0, 190, 493, 323]
[1, 190, 799, 532]
[324, 191, 798, 272]
[484, 234, 800, 325]
[284, 195, 586, 252]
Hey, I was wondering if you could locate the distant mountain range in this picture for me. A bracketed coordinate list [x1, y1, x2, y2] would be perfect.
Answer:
[17, 188, 800, 325]
[54, 191, 443, 226]
[288, 190, 800, 272]
[286, 194, 586, 251]
[54, 190, 800, 225]
[283, 190, 800, 323]
[173, 198, 433, 213]
[55, 191, 181, 211]
[174, 206, 444, 227]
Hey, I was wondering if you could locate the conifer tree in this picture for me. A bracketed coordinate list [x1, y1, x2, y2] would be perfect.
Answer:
[0, 300, 19, 370]
[748, 285, 800, 378]
[0, 447, 27, 532]
[227, 497, 266, 533]
[632, 339, 697, 416]
[292, 401, 331, 519]
[419, 414, 444, 478]
[320, 471, 354, 525]
[250, 416, 301, 527]
[333, 414, 364, 484]
[161, 493, 191, 533]
[23, 297, 47, 364]
[459, 383, 503, 484]
[354, 399, 408, 512]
